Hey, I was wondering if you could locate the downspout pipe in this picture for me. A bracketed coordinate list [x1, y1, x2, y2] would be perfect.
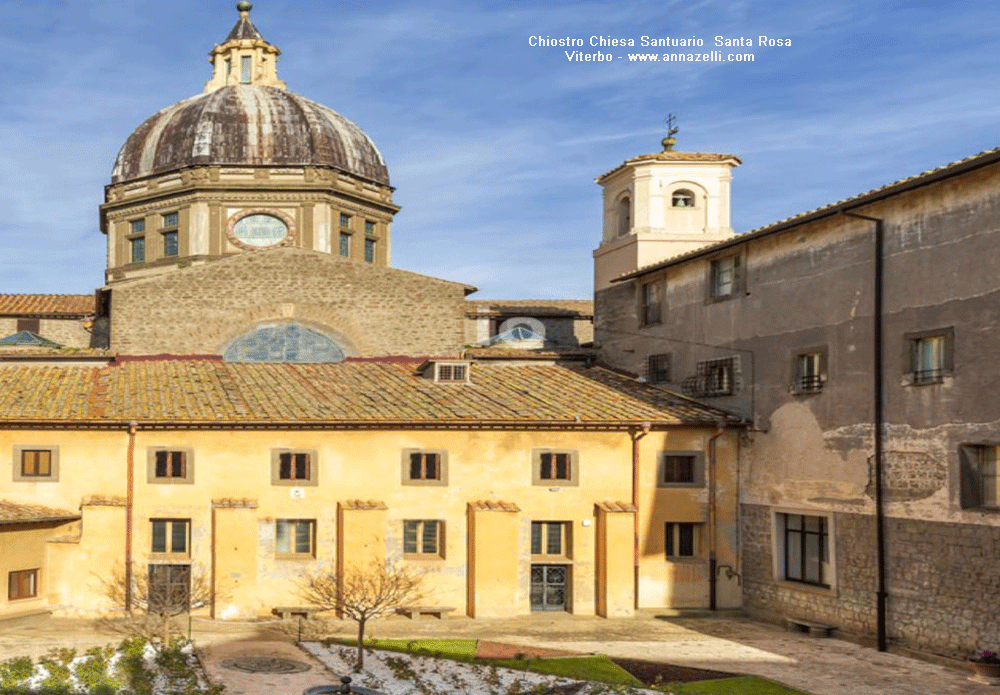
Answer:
[841, 210, 888, 652]
[707, 424, 726, 611]
[125, 420, 138, 613]
[631, 423, 650, 609]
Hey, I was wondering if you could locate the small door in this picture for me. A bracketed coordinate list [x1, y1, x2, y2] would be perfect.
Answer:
[530, 564, 568, 611]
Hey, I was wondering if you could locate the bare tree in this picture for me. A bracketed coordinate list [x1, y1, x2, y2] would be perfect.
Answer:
[299, 558, 426, 671]
[99, 563, 222, 643]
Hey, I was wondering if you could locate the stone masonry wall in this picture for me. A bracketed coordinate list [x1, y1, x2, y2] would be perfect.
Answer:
[109, 247, 469, 357]
[742, 503, 1000, 656]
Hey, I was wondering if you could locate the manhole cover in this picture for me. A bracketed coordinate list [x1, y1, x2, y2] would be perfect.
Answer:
[221, 656, 312, 674]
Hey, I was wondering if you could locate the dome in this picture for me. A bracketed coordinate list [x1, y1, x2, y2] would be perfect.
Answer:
[111, 85, 390, 185]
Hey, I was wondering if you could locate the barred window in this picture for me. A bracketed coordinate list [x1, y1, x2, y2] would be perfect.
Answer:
[647, 353, 671, 384]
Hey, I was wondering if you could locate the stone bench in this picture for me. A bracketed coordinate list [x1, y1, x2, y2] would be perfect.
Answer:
[784, 616, 836, 637]
[395, 605, 456, 619]
[272, 606, 323, 619]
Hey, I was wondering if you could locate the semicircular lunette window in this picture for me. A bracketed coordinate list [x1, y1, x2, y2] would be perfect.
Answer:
[224, 324, 346, 363]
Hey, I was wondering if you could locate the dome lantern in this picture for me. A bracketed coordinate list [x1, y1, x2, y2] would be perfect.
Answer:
[204, 2, 285, 92]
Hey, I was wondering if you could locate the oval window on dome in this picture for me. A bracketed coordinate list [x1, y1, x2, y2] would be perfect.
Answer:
[232, 213, 289, 247]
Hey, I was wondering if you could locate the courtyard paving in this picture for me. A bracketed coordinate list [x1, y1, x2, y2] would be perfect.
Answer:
[0, 610, 979, 695]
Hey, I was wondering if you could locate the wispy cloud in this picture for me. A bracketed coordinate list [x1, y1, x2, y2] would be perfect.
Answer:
[0, 0, 997, 297]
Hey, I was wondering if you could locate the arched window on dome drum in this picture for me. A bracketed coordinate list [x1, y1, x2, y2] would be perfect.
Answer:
[617, 196, 631, 236]
[224, 323, 346, 363]
[672, 189, 695, 207]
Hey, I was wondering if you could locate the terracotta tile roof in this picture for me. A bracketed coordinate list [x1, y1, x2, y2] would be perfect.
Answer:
[615, 145, 1000, 282]
[596, 501, 638, 513]
[469, 500, 521, 512]
[341, 499, 388, 510]
[81, 495, 126, 507]
[466, 300, 593, 317]
[0, 500, 80, 525]
[0, 294, 94, 317]
[212, 498, 259, 509]
[0, 360, 739, 428]
[598, 150, 741, 182]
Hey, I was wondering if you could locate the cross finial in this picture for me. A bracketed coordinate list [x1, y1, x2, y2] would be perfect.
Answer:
[662, 113, 679, 151]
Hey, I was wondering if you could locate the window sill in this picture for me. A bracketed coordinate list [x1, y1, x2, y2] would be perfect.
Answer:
[657, 482, 704, 489]
[531, 555, 572, 563]
[149, 477, 194, 485]
[775, 579, 836, 596]
[401, 479, 447, 487]
[403, 554, 445, 562]
[148, 554, 190, 562]
[902, 374, 952, 387]
[274, 554, 315, 561]
[664, 556, 702, 563]
[271, 479, 318, 487]
[13, 476, 57, 483]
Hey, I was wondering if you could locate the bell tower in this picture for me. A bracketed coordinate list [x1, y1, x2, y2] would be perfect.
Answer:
[593, 126, 741, 291]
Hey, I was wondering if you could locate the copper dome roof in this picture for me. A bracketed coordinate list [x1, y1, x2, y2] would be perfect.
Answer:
[111, 85, 390, 186]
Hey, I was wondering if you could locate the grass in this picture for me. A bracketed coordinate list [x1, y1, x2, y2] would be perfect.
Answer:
[327, 637, 643, 687]
[664, 675, 811, 694]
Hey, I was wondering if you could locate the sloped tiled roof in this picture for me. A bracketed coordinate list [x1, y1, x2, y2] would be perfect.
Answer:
[615, 145, 1000, 282]
[0, 500, 80, 525]
[596, 501, 638, 513]
[0, 294, 94, 317]
[466, 300, 594, 317]
[0, 359, 739, 428]
[469, 500, 521, 512]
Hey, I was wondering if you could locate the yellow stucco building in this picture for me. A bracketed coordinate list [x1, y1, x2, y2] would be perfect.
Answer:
[1, 3, 745, 623]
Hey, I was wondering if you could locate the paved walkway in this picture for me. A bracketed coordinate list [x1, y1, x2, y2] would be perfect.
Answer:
[0, 611, 980, 695]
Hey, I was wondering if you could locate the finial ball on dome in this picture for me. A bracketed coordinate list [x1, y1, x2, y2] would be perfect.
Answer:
[237, 1, 253, 11]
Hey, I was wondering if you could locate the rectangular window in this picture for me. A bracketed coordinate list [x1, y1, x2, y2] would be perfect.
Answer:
[240, 55, 252, 84]
[710, 254, 741, 300]
[435, 363, 467, 382]
[409, 452, 440, 480]
[794, 350, 825, 393]
[647, 353, 671, 384]
[279, 452, 311, 481]
[339, 232, 350, 257]
[697, 357, 737, 397]
[8, 569, 38, 600]
[131, 236, 145, 263]
[911, 334, 946, 384]
[16, 318, 40, 334]
[364, 238, 376, 263]
[639, 281, 662, 327]
[20, 449, 52, 477]
[340, 213, 351, 228]
[163, 231, 179, 257]
[959, 444, 1000, 509]
[151, 519, 189, 555]
[275, 519, 314, 556]
[365, 220, 376, 236]
[147, 564, 190, 613]
[539, 452, 571, 481]
[662, 455, 695, 484]
[403, 520, 442, 556]
[130, 219, 146, 234]
[155, 451, 186, 479]
[664, 522, 697, 558]
[531, 521, 570, 557]
[780, 513, 829, 587]
[162, 212, 178, 229]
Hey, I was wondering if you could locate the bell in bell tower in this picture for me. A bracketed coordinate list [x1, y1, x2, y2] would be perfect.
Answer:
[592, 118, 741, 291]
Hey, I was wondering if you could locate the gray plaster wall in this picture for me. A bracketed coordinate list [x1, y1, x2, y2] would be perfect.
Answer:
[595, 160, 1000, 656]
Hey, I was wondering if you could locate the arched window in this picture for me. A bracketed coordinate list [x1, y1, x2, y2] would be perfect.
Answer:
[672, 189, 695, 208]
[224, 323, 346, 363]
[617, 196, 632, 236]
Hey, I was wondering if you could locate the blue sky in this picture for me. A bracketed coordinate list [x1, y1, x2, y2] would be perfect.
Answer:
[1, 0, 997, 299]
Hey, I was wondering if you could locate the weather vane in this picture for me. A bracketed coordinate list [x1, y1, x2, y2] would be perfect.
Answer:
[662, 114, 679, 151]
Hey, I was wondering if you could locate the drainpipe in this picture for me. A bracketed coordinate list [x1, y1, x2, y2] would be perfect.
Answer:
[631, 423, 650, 608]
[841, 210, 887, 652]
[125, 420, 138, 613]
[707, 424, 726, 610]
